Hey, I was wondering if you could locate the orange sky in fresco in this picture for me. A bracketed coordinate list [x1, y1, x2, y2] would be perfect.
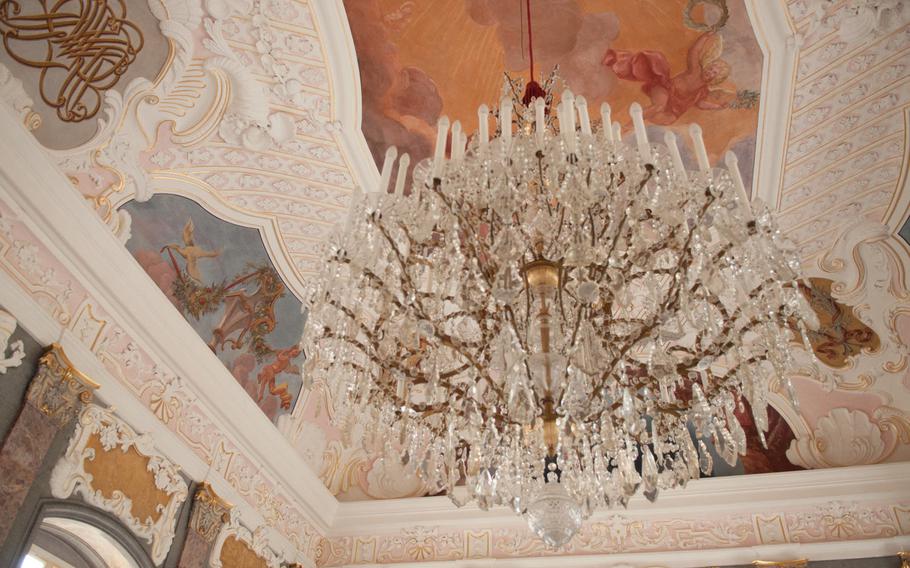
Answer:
[374, 0, 760, 162]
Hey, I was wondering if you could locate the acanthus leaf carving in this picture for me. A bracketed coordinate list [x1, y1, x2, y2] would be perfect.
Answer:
[27, 344, 99, 426]
[190, 482, 233, 543]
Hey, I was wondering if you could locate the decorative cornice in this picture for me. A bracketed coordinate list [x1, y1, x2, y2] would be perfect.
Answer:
[319, 463, 910, 566]
[0, 104, 328, 563]
[752, 561, 807, 567]
[191, 482, 233, 543]
[26, 344, 99, 427]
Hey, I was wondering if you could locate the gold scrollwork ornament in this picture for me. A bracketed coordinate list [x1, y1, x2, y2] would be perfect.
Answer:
[0, 0, 144, 123]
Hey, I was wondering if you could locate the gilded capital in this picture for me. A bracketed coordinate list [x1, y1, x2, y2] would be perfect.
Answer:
[190, 482, 232, 543]
[899, 551, 908, 568]
[26, 344, 99, 427]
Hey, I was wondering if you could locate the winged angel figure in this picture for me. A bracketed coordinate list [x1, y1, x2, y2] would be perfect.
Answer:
[602, 32, 740, 125]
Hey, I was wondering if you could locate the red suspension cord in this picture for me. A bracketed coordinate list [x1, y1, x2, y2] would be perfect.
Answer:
[521, 0, 546, 105]
[526, 0, 535, 83]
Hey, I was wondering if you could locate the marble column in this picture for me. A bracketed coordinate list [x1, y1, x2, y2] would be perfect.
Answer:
[178, 482, 232, 567]
[0, 344, 98, 544]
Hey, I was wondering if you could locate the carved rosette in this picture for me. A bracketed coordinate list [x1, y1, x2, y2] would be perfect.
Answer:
[26, 344, 99, 427]
[190, 482, 232, 543]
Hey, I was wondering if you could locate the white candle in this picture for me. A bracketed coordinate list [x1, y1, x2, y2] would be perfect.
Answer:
[689, 123, 710, 172]
[535, 96, 546, 149]
[612, 121, 622, 143]
[394, 153, 410, 196]
[454, 132, 467, 164]
[500, 97, 513, 150]
[629, 102, 652, 163]
[562, 90, 577, 153]
[664, 131, 688, 181]
[576, 95, 592, 137]
[556, 101, 566, 145]
[451, 120, 463, 163]
[478, 104, 489, 152]
[379, 146, 397, 193]
[724, 151, 751, 211]
[432, 116, 450, 179]
[600, 103, 613, 143]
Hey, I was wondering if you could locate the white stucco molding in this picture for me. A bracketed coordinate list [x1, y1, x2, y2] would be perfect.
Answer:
[309, 0, 380, 195]
[50, 404, 189, 564]
[0, 104, 334, 559]
[746, 0, 799, 211]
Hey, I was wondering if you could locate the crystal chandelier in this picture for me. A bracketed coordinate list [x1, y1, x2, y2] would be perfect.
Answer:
[303, 7, 816, 549]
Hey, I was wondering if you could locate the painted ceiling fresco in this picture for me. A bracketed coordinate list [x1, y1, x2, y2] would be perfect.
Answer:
[0, 0, 906, 517]
[0, 0, 169, 150]
[123, 194, 306, 424]
[345, 0, 762, 193]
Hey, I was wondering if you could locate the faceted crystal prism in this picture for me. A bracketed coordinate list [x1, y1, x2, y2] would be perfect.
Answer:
[524, 483, 584, 549]
[304, 74, 811, 549]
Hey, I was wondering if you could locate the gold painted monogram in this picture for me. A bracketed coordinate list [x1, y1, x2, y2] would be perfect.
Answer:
[0, 0, 143, 122]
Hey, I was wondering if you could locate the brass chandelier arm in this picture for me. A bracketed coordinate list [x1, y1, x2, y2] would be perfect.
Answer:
[304, 76, 812, 546]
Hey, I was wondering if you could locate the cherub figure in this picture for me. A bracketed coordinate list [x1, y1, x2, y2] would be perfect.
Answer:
[602, 32, 737, 125]
[161, 219, 220, 282]
[256, 346, 301, 409]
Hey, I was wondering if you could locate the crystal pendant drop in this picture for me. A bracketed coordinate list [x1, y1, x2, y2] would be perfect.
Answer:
[303, 70, 813, 549]
[524, 483, 583, 549]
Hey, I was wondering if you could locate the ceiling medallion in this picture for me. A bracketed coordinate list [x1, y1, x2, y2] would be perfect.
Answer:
[304, 3, 817, 549]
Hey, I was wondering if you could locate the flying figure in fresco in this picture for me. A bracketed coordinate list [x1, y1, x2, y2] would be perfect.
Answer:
[256, 345, 301, 410]
[161, 219, 285, 362]
[602, 32, 738, 125]
[161, 219, 220, 282]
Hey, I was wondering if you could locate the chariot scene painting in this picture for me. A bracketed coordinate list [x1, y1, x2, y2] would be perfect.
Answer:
[123, 194, 306, 423]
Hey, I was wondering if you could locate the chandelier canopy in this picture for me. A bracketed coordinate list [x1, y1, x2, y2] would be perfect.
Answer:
[302, 71, 816, 547]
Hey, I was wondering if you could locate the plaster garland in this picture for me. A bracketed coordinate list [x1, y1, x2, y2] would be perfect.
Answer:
[49, 404, 189, 565]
